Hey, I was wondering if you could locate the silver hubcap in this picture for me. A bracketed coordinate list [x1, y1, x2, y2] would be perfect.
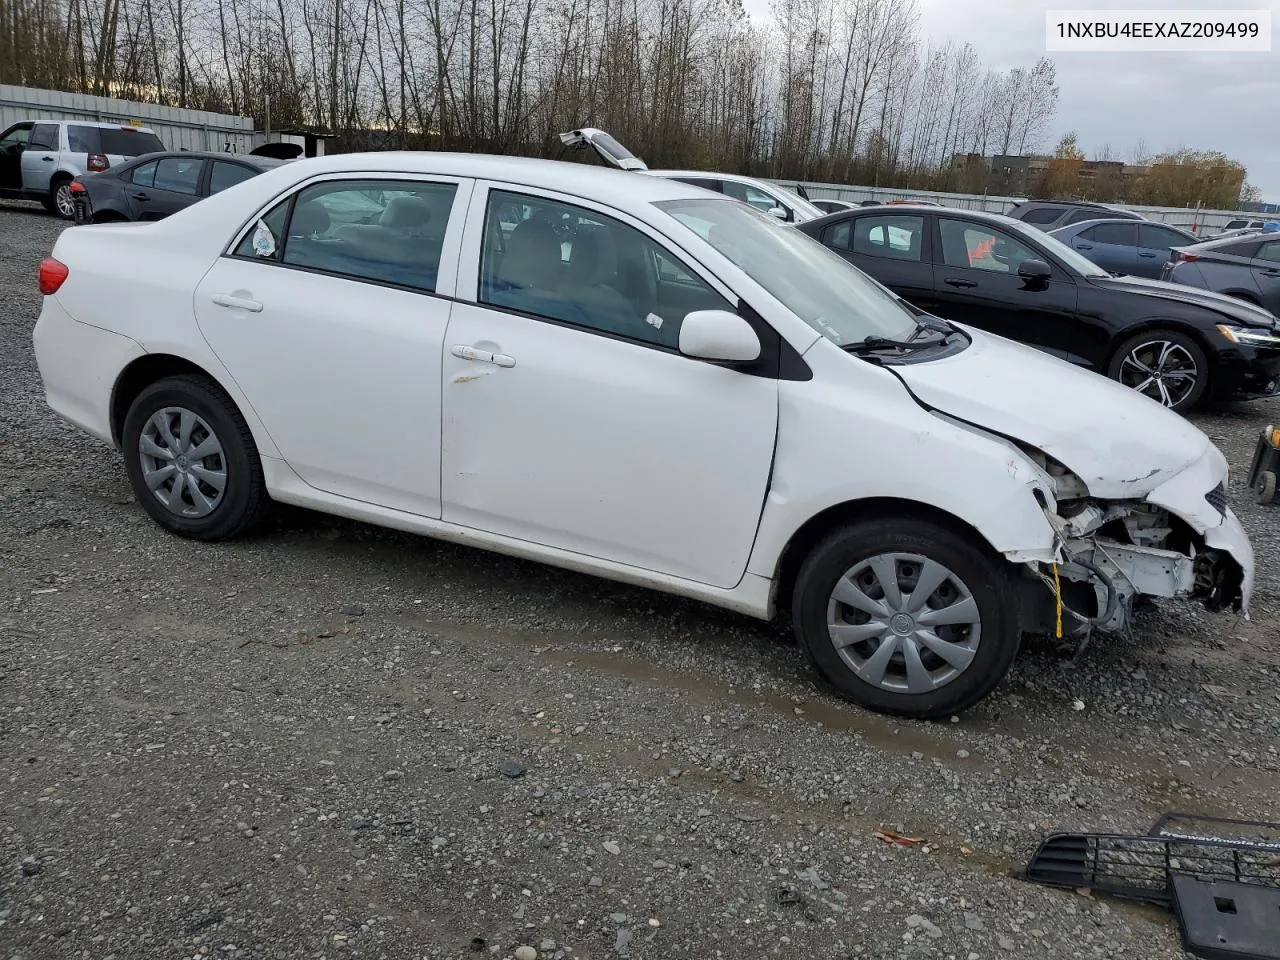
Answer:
[827, 553, 981, 694]
[1119, 340, 1198, 408]
[56, 184, 74, 217]
[139, 407, 227, 518]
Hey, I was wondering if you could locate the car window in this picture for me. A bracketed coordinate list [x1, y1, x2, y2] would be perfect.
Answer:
[1139, 224, 1190, 249]
[66, 125, 102, 153]
[0, 127, 31, 152]
[1081, 223, 1136, 245]
[670, 176, 722, 193]
[1221, 240, 1262, 258]
[1225, 219, 1248, 230]
[233, 197, 291, 260]
[823, 221, 852, 249]
[1065, 208, 1104, 225]
[130, 160, 158, 187]
[721, 180, 779, 214]
[28, 123, 58, 151]
[210, 161, 257, 194]
[273, 179, 457, 291]
[660, 197, 918, 345]
[851, 215, 924, 261]
[938, 219, 1040, 274]
[480, 189, 730, 349]
[1018, 207, 1063, 225]
[100, 128, 165, 155]
[1258, 242, 1280, 263]
[153, 157, 202, 195]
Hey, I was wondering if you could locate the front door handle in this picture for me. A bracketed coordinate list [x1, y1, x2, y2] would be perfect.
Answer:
[944, 278, 978, 289]
[1076, 243, 1093, 250]
[1262, 269, 1280, 278]
[40, 155, 54, 162]
[210, 293, 263, 312]
[451, 344, 516, 367]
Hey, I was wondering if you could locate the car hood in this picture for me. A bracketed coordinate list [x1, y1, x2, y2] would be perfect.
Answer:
[1088, 273, 1278, 327]
[893, 327, 1214, 500]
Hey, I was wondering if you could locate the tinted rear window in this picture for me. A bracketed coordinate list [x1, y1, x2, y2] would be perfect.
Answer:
[1082, 222, 1136, 245]
[1017, 206, 1063, 225]
[69, 125, 164, 156]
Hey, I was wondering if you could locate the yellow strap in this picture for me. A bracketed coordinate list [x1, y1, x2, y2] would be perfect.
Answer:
[1052, 562, 1063, 639]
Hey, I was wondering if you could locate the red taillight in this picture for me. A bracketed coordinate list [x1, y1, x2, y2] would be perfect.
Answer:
[69, 180, 86, 194]
[1177, 251, 1200, 263]
[87, 153, 109, 172]
[38, 258, 69, 295]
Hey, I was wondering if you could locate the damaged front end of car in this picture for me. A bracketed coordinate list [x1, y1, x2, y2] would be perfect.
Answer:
[1015, 445, 1252, 644]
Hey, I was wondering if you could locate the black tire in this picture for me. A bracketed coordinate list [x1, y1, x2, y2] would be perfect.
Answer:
[47, 176, 75, 219]
[792, 518, 1018, 720]
[1107, 328, 1208, 412]
[121, 374, 271, 540]
[1255, 470, 1277, 506]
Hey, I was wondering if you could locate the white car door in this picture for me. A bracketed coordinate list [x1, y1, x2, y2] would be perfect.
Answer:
[194, 175, 472, 517]
[439, 183, 779, 589]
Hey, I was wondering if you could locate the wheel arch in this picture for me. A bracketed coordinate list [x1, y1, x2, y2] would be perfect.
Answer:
[771, 497, 1008, 621]
[109, 353, 272, 457]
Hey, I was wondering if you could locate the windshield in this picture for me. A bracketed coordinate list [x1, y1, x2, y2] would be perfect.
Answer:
[772, 186, 826, 221]
[1003, 217, 1110, 278]
[657, 197, 918, 345]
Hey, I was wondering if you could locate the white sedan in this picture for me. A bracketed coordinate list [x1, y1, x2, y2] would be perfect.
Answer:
[33, 151, 1253, 718]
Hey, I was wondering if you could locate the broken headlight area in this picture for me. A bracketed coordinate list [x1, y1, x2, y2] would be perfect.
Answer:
[1015, 449, 1246, 641]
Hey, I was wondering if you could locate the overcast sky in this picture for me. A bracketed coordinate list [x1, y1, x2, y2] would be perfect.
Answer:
[739, 0, 1279, 203]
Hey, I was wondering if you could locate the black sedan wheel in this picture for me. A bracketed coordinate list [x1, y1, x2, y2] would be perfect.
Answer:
[1108, 330, 1208, 412]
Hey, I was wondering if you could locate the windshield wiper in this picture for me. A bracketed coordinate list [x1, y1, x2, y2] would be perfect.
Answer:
[843, 335, 940, 355]
[907, 315, 956, 341]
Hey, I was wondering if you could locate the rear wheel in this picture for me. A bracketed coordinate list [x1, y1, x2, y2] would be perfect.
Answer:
[47, 177, 75, 219]
[1107, 329, 1208, 412]
[792, 518, 1018, 719]
[121, 375, 271, 540]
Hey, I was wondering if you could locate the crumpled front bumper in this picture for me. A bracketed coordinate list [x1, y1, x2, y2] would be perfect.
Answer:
[1040, 444, 1253, 633]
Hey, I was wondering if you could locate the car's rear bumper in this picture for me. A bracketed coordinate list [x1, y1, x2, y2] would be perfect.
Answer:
[32, 296, 144, 445]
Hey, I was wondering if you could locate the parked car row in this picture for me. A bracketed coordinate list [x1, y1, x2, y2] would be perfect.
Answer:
[1, 119, 165, 216]
[566, 129, 1280, 413]
[33, 146, 1253, 723]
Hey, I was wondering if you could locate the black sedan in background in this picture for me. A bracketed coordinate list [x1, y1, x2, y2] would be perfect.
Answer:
[798, 207, 1280, 411]
[71, 151, 283, 224]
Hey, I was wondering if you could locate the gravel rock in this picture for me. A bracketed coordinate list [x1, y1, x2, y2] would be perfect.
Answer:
[514, 946, 537, 960]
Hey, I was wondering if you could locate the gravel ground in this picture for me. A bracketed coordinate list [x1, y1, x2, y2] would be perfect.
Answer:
[2, 201, 1279, 960]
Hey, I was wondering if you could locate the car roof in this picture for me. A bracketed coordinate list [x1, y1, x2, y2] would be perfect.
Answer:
[253, 152, 723, 206]
[54, 120, 159, 133]
[802, 206, 1026, 230]
[1179, 233, 1265, 250]
[119, 150, 284, 167]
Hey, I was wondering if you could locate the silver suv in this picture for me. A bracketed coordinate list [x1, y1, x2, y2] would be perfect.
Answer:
[0, 120, 165, 218]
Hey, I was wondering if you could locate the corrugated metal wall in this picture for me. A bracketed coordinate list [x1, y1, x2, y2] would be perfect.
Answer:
[0, 85, 255, 154]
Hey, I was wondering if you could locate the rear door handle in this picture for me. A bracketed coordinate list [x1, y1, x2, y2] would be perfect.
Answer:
[210, 293, 263, 312]
[1139, 252, 1157, 258]
[1076, 243, 1093, 250]
[451, 344, 515, 367]
[131, 191, 150, 200]
[1262, 269, 1280, 278]
[944, 278, 978, 289]
[40, 155, 54, 162]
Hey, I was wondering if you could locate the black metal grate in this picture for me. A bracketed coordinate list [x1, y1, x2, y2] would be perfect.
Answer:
[1024, 825, 1280, 906]
[1206, 481, 1228, 517]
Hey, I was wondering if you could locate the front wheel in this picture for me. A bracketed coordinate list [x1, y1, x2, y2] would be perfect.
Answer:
[1107, 329, 1208, 412]
[791, 518, 1019, 719]
[121, 375, 271, 540]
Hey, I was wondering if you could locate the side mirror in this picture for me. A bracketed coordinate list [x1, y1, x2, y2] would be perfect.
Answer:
[768, 206, 788, 221]
[679, 310, 761, 364]
[1017, 258, 1052, 283]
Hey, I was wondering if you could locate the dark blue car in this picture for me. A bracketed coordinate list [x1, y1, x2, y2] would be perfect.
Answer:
[1049, 218, 1198, 279]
